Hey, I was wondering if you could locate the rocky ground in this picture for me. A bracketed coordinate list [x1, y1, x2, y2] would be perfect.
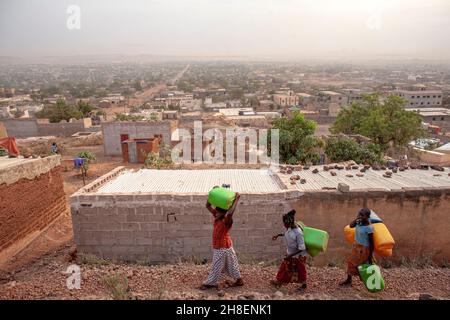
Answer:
[0, 245, 448, 300]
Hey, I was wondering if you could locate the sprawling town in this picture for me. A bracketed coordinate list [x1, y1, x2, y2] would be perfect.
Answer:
[1, 0, 449, 304]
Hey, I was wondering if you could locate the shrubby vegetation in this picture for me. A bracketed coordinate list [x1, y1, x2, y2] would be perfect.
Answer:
[270, 111, 324, 165]
[331, 94, 424, 151]
[325, 137, 382, 164]
[35, 99, 94, 123]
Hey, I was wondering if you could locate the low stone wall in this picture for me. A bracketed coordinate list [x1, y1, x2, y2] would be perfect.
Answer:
[0, 156, 67, 264]
[70, 168, 450, 265]
[71, 178, 301, 263]
[2, 118, 92, 138]
[293, 189, 450, 265]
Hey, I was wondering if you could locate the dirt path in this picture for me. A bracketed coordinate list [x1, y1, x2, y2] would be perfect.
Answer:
[0, 244, 448, 300]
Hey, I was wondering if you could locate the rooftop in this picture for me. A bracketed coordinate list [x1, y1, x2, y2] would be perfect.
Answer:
[0, 156, 34, 170]
[319, 91, 342, 96]
[96, 169, 285, 194]
[0, 155, 60, 185]
[278, 165, 450, 192]
[79, 163, 450, 197]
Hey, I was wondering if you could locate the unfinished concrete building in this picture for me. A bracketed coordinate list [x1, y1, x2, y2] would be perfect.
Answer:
[102, 121, 176, 156]
[0, 155, 67, 264]
[71, 164, 450, 265]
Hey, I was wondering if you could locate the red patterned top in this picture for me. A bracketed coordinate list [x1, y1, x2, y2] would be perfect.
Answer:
[212, 218, 233, 249]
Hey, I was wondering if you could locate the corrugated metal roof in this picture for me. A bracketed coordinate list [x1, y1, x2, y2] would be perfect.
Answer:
[96, 169, 285, 194]
[281, 165, 450, 192]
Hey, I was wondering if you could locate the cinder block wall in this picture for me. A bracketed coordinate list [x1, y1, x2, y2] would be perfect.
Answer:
[2, 118, 92, 138]
[102, 122, 173, 156]
[70, 168, 450, 265]
[71, 190, 300, 263]
[0, 156, 67, 262]
[293, 189, 450, 265]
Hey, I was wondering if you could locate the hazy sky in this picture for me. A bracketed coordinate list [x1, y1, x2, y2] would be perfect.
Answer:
[1, 0, 450, 59]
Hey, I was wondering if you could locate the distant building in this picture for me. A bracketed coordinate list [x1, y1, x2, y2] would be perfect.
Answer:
[341, 89, 372, 104]
[317, 91, 346, 117]
[412, 108, 450, 130]
[162, 110, 179, 120]
[393, 87, 443, 108]
[297, 93, 314, 106]
[273, 91, 299, 107]
[317, 91, 346, 105]
[102, 121, 175, 156]
[105, 94, 125, 105]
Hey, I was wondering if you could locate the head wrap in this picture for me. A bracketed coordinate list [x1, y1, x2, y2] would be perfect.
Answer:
[283, 209, 296, 226]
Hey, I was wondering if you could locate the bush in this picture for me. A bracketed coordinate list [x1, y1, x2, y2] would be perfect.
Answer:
[103, 274, 132, 300]
[325, 137, 382, 164]
[270, 111, 323, 165]
[75, 151, 96, 173]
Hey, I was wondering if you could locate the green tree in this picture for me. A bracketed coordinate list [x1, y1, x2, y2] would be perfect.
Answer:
[270, 111, 324, 165]
[76, 101, 94, 117]
[331, 94, 424, 151]
[35, 99, 83, 123]
[75, 151, 96, 184]
[325, 137, 382, 164]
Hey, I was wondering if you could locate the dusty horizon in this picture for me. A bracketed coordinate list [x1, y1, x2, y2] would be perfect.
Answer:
[1, 0, 450, 60]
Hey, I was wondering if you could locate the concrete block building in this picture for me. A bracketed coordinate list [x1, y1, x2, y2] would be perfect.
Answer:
[102, 121, 176, 156]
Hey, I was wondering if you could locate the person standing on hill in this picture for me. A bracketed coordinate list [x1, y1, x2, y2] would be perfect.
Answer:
[340, 208, 375, 286]
[200, 192, 244, 290]
[50, 142, 59, 154]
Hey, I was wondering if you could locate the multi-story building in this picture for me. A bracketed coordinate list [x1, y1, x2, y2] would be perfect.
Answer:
[393, 88, 443, 108]
[341, 89, 373, 104]
[297, 93, 314, 106]
[273, 91, 299, 107]
[412, 108, 450, 130]
[317, 91, 346, 117]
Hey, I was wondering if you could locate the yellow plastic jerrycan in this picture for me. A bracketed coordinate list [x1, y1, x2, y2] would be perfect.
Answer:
[343, 223, 394, 257]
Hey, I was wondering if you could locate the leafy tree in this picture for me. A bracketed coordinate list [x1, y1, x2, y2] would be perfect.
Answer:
[325, 137, 382, 164]
[76, 101, 94, 117]
[36, 99, 83, 123]
[75, 151, 96, 183]
[270, 111, 324, 165]
[331, 94, 424, 151]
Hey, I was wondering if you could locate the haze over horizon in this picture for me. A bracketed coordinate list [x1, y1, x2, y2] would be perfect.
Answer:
[1, 0, 450, 61]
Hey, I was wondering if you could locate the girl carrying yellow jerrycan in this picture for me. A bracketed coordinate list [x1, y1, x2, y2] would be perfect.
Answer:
[341, 208, 394, 291]
[344, 211, 395, 257]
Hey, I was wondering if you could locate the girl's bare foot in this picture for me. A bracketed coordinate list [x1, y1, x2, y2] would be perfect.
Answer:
[199, 284, 218, 290]
[339, 275, 352, 287]
[226, 278, 244, 287]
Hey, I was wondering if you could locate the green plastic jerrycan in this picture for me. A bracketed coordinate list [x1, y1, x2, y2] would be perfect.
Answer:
[297, 221, 329, 257]
[358, 264, 385, 293]
[208, 187, 236, 210]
